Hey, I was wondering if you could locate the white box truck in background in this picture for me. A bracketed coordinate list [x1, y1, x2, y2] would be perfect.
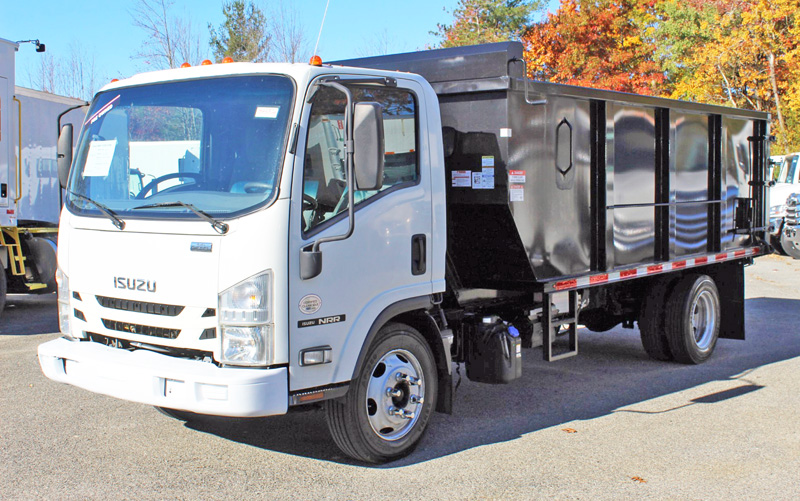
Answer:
[0, 37, 86, 313]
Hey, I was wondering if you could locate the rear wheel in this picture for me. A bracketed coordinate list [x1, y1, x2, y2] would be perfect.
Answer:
[325, 323, 437, 463]
[664, 274, 720, 364]
[638, 277, 678, 361]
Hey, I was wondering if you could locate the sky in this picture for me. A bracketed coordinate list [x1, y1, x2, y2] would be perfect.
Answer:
[2, 0, 558, 92]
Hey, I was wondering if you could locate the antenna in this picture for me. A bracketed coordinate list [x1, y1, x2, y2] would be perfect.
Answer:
[313, 0, 331, 57]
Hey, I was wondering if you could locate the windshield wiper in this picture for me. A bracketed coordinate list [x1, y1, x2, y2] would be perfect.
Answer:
[67, 190, 125, 230]
[133, 201, 229, 234]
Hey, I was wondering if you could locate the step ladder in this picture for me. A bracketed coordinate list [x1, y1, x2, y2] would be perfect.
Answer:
[542, 289, 579, 361]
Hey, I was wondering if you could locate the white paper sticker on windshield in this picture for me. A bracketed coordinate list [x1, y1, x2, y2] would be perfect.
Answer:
[82, 139, 117, 177]
[255, 106, 280, 119]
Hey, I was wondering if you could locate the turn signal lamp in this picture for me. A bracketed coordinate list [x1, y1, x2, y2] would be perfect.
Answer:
[310, 55, 323, 66]
[201, 59, 212, 65]
[222, 57, 234, 63]
[110, 79, 119, 83]
[180, 62, 191, 68]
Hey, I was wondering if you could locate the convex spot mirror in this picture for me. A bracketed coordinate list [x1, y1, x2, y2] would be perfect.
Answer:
[57, 124, 73, 188]
[353, 102, 384, 191]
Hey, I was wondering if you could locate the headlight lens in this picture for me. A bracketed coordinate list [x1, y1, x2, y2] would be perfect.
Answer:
[219, 271, 273, 366]
[56, 268, 72, 337]
[221, 325, 270, 365]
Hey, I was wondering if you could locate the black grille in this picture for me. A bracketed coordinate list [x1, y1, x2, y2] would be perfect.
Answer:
[96, 296, 184, 316]
[200, 327, 217, 340]
[101, 318, 181, 339]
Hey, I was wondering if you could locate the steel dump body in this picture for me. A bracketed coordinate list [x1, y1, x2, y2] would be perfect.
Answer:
[337, 42, 770, 292]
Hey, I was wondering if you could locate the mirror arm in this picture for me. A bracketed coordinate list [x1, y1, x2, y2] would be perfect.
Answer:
[301, 81, 357, 279]
[311, 81, 355, 253]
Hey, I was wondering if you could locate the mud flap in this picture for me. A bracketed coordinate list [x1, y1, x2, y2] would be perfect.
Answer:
[707, 260, 745, 340]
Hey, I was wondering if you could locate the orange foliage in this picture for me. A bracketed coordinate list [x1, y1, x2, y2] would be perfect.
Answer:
[522, 0, 666, 95]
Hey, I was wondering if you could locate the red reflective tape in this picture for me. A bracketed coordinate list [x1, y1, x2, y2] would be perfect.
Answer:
[647, 265, 663, 274]
[6, 210, 14, 214]
[673, 260, 686, 269]
[590, 274, 609, 284]
[620, 269, 637, 278]
[695, 257, 708, 264]
[554, 279, 578, 290]
[734, 250, 747, 257]
[715, 253, 728, 261]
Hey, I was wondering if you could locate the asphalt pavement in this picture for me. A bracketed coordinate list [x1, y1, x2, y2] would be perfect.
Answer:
[1, 255, 799, 499]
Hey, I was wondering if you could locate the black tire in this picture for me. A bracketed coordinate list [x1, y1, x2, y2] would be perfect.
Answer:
[637, 277, 678, 361]
[325, 322, 437, 464]
[781, 230, 800, 259]
[664, 274, 721, 364]
[771, 234, 787, 255]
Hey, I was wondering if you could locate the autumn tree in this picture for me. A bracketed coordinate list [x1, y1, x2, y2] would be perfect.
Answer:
[523, 0, 666, 95]
[661, 0, 800, 152]
[433, 0, 544, 48]
[209, 1, 271, 62]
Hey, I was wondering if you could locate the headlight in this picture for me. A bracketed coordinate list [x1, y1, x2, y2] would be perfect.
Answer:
[56, 268, 72, 337]
[219, 271, 273, 366]
[770, 204, 787, 217]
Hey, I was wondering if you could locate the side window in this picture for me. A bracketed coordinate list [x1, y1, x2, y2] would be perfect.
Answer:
[302, 84, 418, 232]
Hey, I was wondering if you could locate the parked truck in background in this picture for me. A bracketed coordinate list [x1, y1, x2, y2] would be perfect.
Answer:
[768, 152, 800, 253]
[0, 37, 86, 314]
[782, 192, 800, 258]
[38, 42, 769, 463]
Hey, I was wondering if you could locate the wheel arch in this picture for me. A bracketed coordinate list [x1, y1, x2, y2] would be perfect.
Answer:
[349, 295, 453, 414]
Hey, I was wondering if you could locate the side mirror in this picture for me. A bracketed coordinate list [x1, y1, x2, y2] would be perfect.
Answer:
[57, 124, 73, 188]
[353, 102, 384, 191]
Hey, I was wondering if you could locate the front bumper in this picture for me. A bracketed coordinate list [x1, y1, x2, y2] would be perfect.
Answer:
[38, 338, 288, 417]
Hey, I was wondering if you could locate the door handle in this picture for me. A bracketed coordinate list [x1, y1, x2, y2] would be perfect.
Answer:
[411, 234, 426, 276]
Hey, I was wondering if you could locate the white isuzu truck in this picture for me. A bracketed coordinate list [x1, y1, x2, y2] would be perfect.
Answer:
[39, 43, 770, 463]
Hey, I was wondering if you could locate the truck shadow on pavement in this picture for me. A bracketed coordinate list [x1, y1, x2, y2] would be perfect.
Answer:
[186, 296, 800, 467]
[0, 293, 58, 336]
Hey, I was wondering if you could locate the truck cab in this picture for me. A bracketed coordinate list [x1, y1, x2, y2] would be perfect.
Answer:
[39, 61, 447, 456]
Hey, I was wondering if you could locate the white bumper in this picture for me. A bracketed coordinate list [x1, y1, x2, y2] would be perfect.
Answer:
[38, 338, 288, 417]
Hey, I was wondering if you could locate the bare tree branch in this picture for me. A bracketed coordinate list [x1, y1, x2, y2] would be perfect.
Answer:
[131, 0, 207, 69]
[26, 43, 102, 101]
[269, 1, 310, 63]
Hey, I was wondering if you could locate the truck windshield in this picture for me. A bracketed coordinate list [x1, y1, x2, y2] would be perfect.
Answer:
[66, 75, 294, 220]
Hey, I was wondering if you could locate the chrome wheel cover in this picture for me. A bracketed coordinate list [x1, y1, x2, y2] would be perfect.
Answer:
[365, 349, 425, 441]
[691, 288, 718, 351]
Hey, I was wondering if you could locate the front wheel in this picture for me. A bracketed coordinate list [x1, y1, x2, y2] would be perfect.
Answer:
[781, 229, 800, 259]
[325, 323, 437, 463]
[664, 274, 721, 364]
